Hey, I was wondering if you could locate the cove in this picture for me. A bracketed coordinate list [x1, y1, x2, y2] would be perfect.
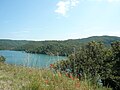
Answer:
[0, 50, 67, 68]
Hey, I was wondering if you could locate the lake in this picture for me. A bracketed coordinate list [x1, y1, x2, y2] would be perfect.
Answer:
[0, 50, 67, 68]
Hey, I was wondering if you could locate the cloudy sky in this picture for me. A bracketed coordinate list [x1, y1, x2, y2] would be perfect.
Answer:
[0, 0, 120, 40]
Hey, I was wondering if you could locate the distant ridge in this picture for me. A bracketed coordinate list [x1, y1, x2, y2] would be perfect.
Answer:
[0, 35, 120, 42]
[77, 35, 120, 43]
[0, 36, 120, 56]
[66, 35, 120, 45]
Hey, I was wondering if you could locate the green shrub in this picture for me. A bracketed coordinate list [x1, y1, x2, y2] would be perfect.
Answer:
[0, 56, 6, 63]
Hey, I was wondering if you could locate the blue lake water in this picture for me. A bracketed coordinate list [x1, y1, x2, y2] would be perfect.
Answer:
[0, 50, 67, 68]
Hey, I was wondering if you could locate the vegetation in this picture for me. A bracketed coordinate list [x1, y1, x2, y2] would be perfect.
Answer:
[0, 36, 120, 56]
[0, 63, 111, 90]
[0, 56, 5, 63]
[0, 39, 28, 50]
[0, 36, 119, 90]
[54, 41, 120, 90]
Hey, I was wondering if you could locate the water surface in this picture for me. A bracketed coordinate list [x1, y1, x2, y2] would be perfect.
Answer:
[0, 50, 67, 68]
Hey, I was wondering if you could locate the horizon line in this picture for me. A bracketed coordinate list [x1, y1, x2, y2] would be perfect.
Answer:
[0, 35, 120, 42]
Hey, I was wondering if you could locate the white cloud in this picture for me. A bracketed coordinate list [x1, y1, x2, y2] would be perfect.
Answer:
[55, 0, 120, 16]
[55, 1, 70, 16]
[55, 0, 79, 16]
[71, 0, 79, 7]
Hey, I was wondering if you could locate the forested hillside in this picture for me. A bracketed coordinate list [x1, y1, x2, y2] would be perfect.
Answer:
[0, 39, 29, 50]
[0, 36, 120, 56]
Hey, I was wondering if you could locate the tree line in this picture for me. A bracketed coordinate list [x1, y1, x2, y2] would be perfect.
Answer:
[0, 36, 120, 56]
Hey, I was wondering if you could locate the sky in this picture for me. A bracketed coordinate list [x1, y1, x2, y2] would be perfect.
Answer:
[0, 0, 120, 41]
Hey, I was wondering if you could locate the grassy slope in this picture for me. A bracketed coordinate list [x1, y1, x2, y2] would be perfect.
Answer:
[0, 63, 111, 90]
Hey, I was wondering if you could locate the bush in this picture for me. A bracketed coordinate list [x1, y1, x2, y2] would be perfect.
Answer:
[54, 41, 120, 90]
[0, 56, 6, 63]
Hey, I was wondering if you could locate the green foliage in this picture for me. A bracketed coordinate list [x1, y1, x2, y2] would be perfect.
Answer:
[0, 36, 120, 56]
[0, 36, 120, 89]
[54, 41, 120, 89]
[0, 56, 5, 63]
[111, 41, 120, 89]
[0, 39, 28, 50]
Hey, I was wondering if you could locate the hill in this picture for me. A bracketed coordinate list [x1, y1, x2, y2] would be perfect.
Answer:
[0, 39, 29, 50]
[78, 36, 120, 46]
[0, 36, 120, 56]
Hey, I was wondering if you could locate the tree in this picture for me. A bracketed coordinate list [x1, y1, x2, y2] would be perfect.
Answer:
[111, 41, 120, 75]
[110, 41, 120, 90]
[55, 41, 114, 85]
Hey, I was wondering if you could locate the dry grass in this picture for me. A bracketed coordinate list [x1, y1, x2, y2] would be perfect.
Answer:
[0, 63, 111, 90]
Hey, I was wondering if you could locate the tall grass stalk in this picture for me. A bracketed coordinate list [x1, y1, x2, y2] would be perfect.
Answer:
[0, 62, 112, 90]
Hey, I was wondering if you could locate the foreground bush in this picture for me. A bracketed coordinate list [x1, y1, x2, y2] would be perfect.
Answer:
[0, 56, 5, 63]
[54, 41, 120, 90]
